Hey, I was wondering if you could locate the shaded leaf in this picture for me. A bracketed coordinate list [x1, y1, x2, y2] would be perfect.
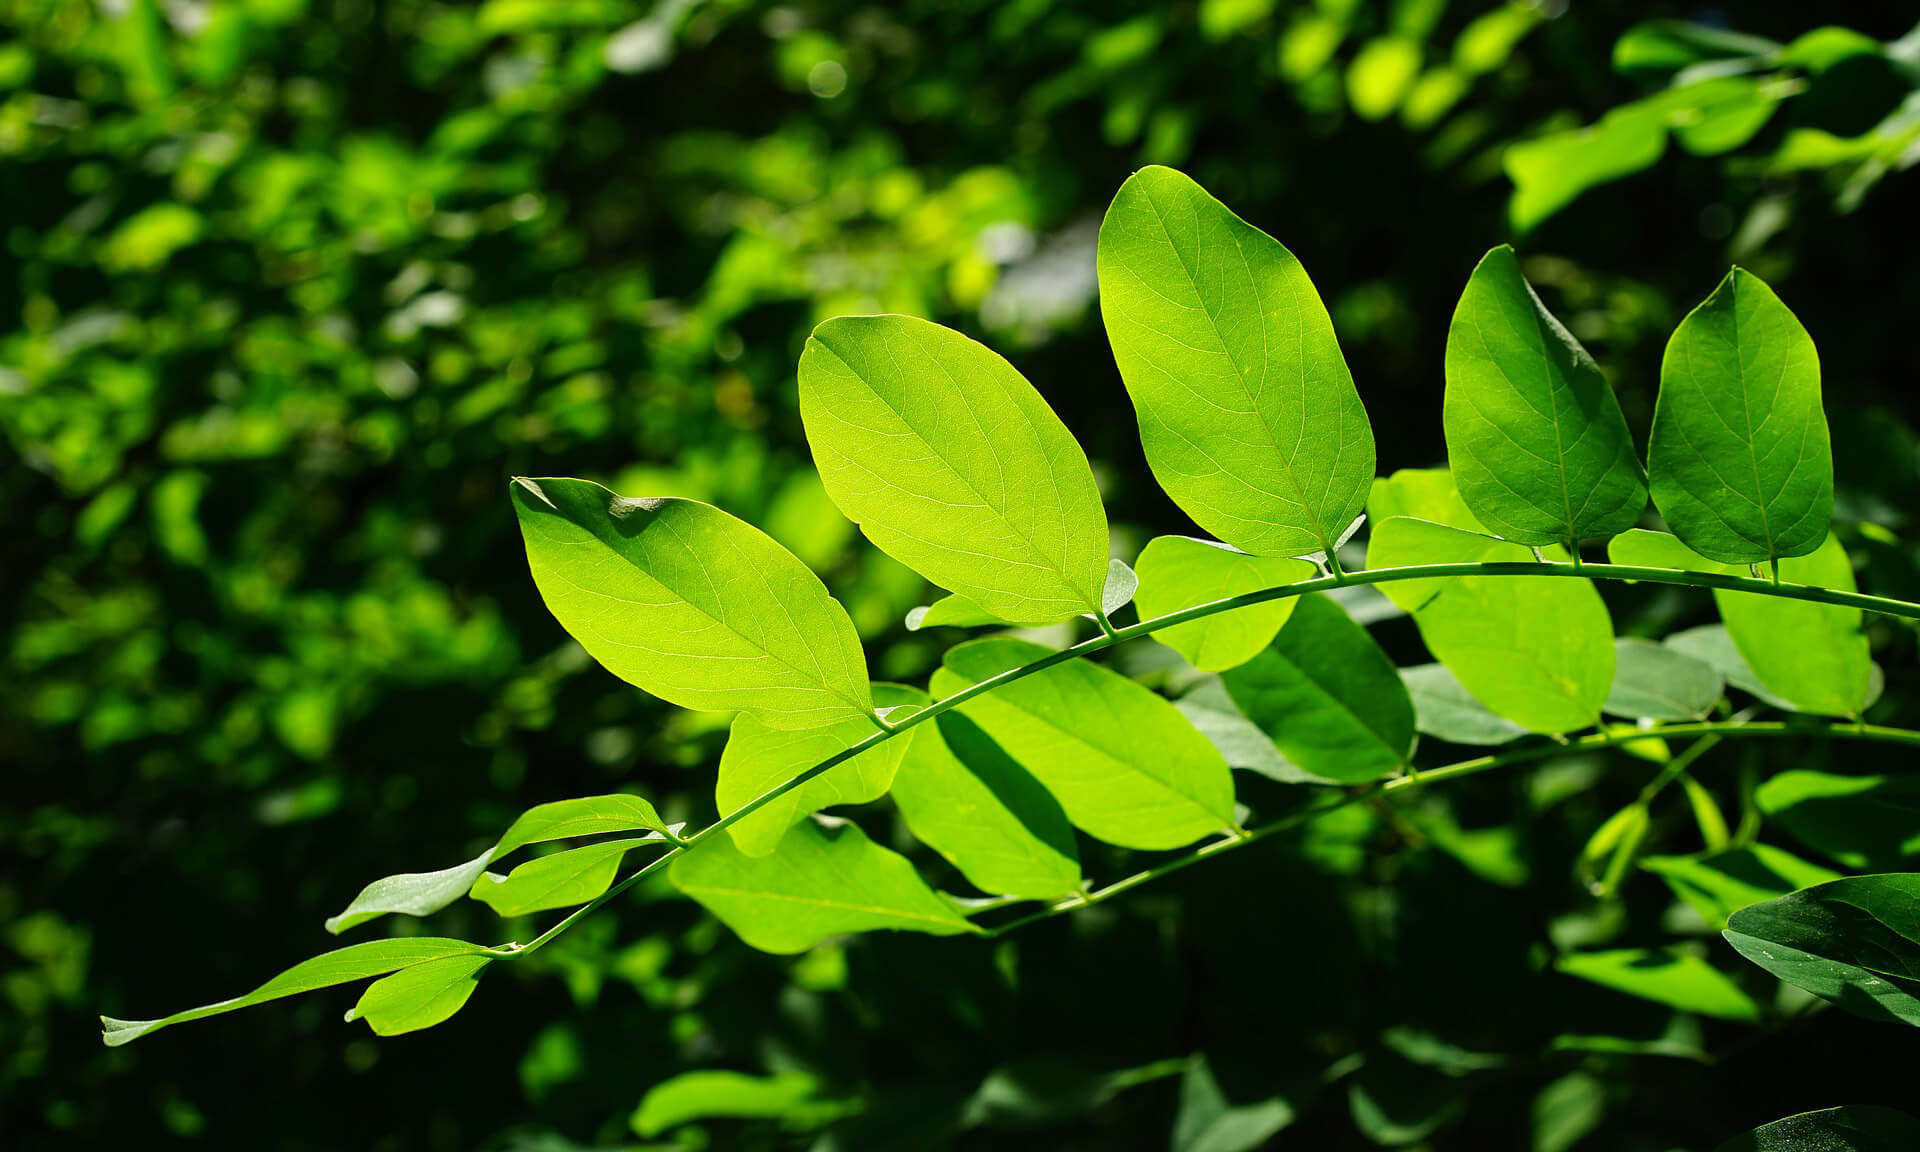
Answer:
[1757, 771, 1920, 870]
[1399, 663, 1528, 745]
[1724, 874, 1920, 1026]
[1175, 677, 1314, 782]
[631, 1070, 838, 1138]
[1643, 844, 1841, 928]
[906, 593, 1006, 632]
[1603, 637, 1723, 721]
[1133, 536, 1315, 673]
[1712, 1106, 1920, 1152]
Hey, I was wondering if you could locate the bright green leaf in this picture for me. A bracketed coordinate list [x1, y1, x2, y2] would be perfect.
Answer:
[469, 839, 649, 917]
[1556, 947, 1762, 1021]
[1505, 104, 1667, 232]
[1713, 1106, 1920, 1152]
[1643, 844, 1841, 928]
[1724, 874, 1920, 1026]
[345, 955, 490, 1036]
[1399, 663, 1528, 745]
[1648, 269, 1832, 564]
[1098, 165, 1375, 557]
[1346, 37, 1421, 121]
[799, 314, 1109, 625]
[1132, 536, 1315, 672]
[632, 1070, 838, 1138]
[1604, 637, 1723, 721]
[906, 593, 1006, 631]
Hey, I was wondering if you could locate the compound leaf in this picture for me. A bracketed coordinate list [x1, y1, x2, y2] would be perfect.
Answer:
[1725, 874, 1920, 1027]
[345, 955, 490, 1037]
[800, 314, 1109, 625]
[1098, 165, 1375, 557]
[1133, 536, 1316, 672]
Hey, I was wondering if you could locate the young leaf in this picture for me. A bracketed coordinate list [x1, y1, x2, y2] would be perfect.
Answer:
[327, 792, 679, 934]
[890, 711, 1081, 901]
[1556, 947, 1762, 1022]
[468, 839, 651, 917]
[1098, 165, 1375, 557]
[1647, 269, 1832, 564]
[1368, 515, 1613, 734]
[1132, 536, 1316, 672]
[932, 637, 1236, 849]
[511, 477, 873, 729]
[1712, 1106, 1920, 1152]
[1443, 245, 1646, 544]
[1756, 771, 1920, 870]
[632, 1070, 835, 1138]
[344, 955, 490, 1036]
[100, 938, 493, 1046]
[1398, 663, 1528, 746]
[1603, 637, 1723, 721]
[1642, 844, 1840, 928]
[668, 818, 976, 954]
[1724, 874, 1920, 1026]
[1220, 594, 1414, 784]
[906, 593, 1007, 632]
[1608, 530, 1870, 717]
[799, 314, 1109, 625]
[715, 683, 922, 856]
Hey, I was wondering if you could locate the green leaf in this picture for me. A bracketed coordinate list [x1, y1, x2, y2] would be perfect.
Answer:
[1505, 103, 1667, 232]
[1399, 663, 1528, 746]
[906, 593, 1006, 632]
[1556, 947, 1762, 1021]
[1173, 1054, 1295, 1152]
[1757, 771, 1920, 870]
[1097, 165, 1375, 557]
[932, 637, 1236, 849]
[1724, 874, 1920, 1027]
[100, 938, 493, 1046]
[1133, 536, 1315, 672]
[1643, 844, 1841, 928]
[1647, 269, 1832, 564]
[1348, 1047, 1464, 1146]
[1664, 624, 1796, 710]
[799, 314, 1109, 625]
[632, 1070, 839, 1138]
[890, 711, 1081, 901]
[668, 818, 976, 954]
[715, 683, 922, 856]
[511, 477, 873, 729]
[1370, 467, 1486, 529]
[1603, 637, 1723, 721]
[1219, 594, 1414, 784]
[326, 792, 679, 934]
[1608, 530, 1870, 717]
[345, 955, 490, 1036]
[1443, 245, 1646, 544]
[1367, 515, 1613, 733]
[469, 839, 650, 917]
[1174, 677, 1314, 782]
[1714, 1106, 1920, 1152]
[1612, 21, 1779, 80]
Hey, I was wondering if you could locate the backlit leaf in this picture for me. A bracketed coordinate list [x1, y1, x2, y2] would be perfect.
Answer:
[632, 1070, 837, 1138]
[345, 954, 490, 1036]
[1399, 663, 1528, 746]
[1556, 947, 1761, 1021]
[1132, 536, 1315, 672]
[1724, 874, 1920, 1026]
[1603, 637, 1723, 721]
[468, 839, 650, 917]
[1642, 844, 1841, 928]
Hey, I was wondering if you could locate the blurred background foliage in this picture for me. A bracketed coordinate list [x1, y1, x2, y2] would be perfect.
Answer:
[4, 0, 1920, 1148]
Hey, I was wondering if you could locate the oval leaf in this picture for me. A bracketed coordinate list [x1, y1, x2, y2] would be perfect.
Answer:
[1098, 165, 1375, 557]
[468, 839, 651, 917]
[1724, 874, 1920, 1027]
[1648, 268, 1832, 564]
[1398, 663, 1528, 746]
[800, 314, 1108, 625]
[1443, 245, 1646, 544]
[511, 477, 873, 729]
[1713, 1106, 1920, 1152]
[345, 955, 490, 1037]
[1603, 637, 1723, 721]
[1133, 536, 1316, 673]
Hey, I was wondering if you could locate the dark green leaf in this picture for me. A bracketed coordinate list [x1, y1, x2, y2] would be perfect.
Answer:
[1725, 874, 1920, 1026]
[1757, 771, 1920, 870]
[1603, 637, 1723, 721]
[1712, 1106, 1920, 1152]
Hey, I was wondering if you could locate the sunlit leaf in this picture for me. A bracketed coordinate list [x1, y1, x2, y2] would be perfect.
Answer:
[632, 1070, 840, 1138]
[469, 839, 651, 917]
[1556, 947, 1761, 1021]
[1725, 874, 1920, 1026]
[1132, 536, 1315, 672]
[345, 955, 490, 1036]
[1642, 844, 1840, 928]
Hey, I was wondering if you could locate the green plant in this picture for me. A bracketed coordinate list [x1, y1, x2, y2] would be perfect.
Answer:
[100, 164, 1920, 1145]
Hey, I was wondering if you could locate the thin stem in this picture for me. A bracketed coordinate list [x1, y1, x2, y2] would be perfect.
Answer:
[1093, 609, 1121, 640]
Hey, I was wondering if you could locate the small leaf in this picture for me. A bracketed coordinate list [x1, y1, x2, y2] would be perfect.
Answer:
[1609, 530, 1870, 717]
[1443, 245, 1646, 544]
[1603, 637, 1723, 721]
[906, 593, 1006, 632]
[932, 636, 1236, 849]
[890, 711, 1080, 901]
[1101, 558, 1138, 616]
[101, 938, 492, 1046]
[1642, 844, 1840, 928]
[1556, 947, 1761, 1021]
[469, 839, 651, 917]
[1220, 594, 1414, 783]
[1757, 771, 1920, 870]
[1712, 1106, 1920, 1152]
[669, 818, 976, 954]
[512, 477, 873, 729]
[1505, 103, 1667, 232]
[800, 314, 1109, 625]
[345, 955, 490, 1036]
[1398, 663, 1528, 746]
[1648, 269, 1832, 564]
[1133, 536, 1315, 672]
[1724, 874, 1920, 1027]
[632, 1070, 838, 1138]
[1098, 165, 1375, 557]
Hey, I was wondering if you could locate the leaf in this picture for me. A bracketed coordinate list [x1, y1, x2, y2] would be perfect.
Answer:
[1102, 558, 1138, 616]
[1097, 165, 1375, 557]
[932, 636, 1236, 849]
[1399, 663, 1528, 746]
[1348, 1048, 1465, 1146]
[1757, 771, 1920, 870]
[1664, 624, 1796, 710]
[1174, 677, 1316, 782]
[668, 818, 976, 954]
[1724, 874, 1920, 1027]
[468, 839, 650, 917]
[890, 711, 1081, 901]
[1556, 947, 1762, 1021]
[799, 314, 1109, 625]
[1712, 1106, 1920, 1152]
[1367, 515, 1613, 734]
[1647, 269, 1832, 564]
[345, 955, 490, 1036]
[715, 684, 922, 856]
[1219, 593, 1414, 784]
[1505, 103, 1667, 232]
[511, 477, 873, 729]
[1603, 637, 1723, 721]
[906, 593, 1006, 631]
[327, 792, 679, 934]
[100, 938, 493, 1046]
[1642, 844, 1841, 928]
[1608, 530, 1870, 717]
[1370, 467, 1486, 529]
[631, 1070, 837, 1138]
[1443, 245, 1646, 545]
[1173, 1054, 1296, 1152]
[1133, 536, 1315, 672]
